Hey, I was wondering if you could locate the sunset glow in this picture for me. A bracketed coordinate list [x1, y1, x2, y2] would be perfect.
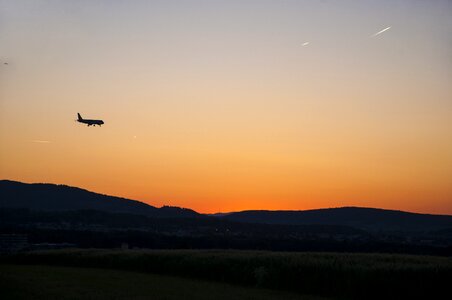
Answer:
[1, 0, 451, 214]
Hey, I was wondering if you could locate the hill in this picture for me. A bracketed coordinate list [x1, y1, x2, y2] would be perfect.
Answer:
[2, 179, 452, 233]
[0, 180, 198, 218]
[220, 207, 452, 232]
[1, 180, 452, 253]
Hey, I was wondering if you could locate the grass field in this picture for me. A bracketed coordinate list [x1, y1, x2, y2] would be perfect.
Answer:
[0, 264, 323, 300]
[2, 249, 452, 299]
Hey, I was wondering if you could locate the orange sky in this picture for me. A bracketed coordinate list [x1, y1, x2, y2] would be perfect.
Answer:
[1, 1, 451, 214]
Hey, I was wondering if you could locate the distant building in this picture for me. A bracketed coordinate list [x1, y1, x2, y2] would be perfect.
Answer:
[0, 234, 29, 253]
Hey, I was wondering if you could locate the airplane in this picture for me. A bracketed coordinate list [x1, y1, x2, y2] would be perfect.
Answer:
[77, 113, 104, 126]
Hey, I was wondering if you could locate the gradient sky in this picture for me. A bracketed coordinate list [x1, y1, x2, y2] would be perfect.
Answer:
[1, 0, 451, 214]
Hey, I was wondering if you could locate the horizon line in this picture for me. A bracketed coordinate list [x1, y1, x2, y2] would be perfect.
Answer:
[2, 178, 451, 217]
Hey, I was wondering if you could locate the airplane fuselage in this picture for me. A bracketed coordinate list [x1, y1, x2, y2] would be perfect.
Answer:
[78, 119, 104, 126]
[77, 113, 104, 126]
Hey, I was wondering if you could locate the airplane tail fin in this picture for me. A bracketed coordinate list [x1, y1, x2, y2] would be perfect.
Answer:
[77, 113, 82, 121]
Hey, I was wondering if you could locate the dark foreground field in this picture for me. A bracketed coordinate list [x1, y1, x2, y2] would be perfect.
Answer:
[0, 264, 319, 300]
[1, 249, 451, 299]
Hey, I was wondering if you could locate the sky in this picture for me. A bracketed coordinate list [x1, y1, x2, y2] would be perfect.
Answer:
[1, 0, 451, 214]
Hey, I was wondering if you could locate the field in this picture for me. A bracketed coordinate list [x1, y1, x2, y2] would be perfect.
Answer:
[2, 249, 451, 299]
[0, 264, 319, 300]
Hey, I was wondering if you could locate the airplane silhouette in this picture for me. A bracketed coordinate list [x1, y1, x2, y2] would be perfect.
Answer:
[77, 113, 104, 126]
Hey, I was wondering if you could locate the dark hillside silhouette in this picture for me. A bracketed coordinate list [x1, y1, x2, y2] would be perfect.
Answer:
[220, 207, 452, 232]
[1, 180, 452, 254]
[0, 180, 198, 218]
[1, 180, 452, 232]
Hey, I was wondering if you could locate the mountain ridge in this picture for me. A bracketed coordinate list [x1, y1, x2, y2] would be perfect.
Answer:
[219, 207, 452, 231]
[0, 180, 198, 218]
[1, 179, 452, 231]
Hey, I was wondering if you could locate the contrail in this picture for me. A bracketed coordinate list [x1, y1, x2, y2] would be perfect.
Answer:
[372, 26, 391, 37]
[32, 140, 51, 143]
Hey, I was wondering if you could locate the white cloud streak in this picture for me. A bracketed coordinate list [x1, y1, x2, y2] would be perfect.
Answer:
[32, 140, 51, 143]
[372, 26, 391, 37]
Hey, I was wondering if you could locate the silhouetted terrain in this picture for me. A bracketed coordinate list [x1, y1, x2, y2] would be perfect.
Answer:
[1, 180, 452, 254]
[2, 180, 451, 232]
[0, 180, 198, 218]
[220, 208, 452, 232]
